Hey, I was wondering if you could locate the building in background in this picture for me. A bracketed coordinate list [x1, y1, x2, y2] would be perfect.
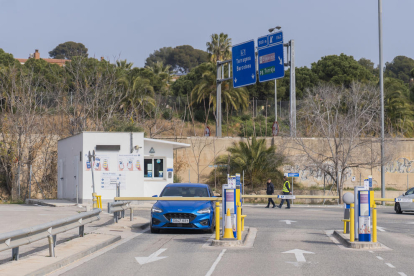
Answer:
[16, 49, 69, 67]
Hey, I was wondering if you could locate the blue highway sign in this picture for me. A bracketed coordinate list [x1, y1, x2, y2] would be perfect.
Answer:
[287, 173, 299, 177]
[268, 31, 283, 46]
[257, 31, 285, 82]
[257, 35, 268, 48]
[232, 40, 256, 88]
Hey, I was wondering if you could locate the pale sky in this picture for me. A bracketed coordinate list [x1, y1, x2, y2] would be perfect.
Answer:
[1, 0, 413, 68]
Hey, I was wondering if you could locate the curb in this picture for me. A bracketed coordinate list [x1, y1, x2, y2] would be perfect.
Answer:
[333, 230, 382, 249]
[26, 235, 121, 276]
[210, 227, 251, 247]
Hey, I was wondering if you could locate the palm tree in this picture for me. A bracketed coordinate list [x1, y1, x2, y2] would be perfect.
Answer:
[191, 63, 216, 127]
[222, 82, 249, 136]
[146, 61, 173, 94]
[206, 33, 232, 63]
[214, 137, 285, 190]
[116, 59, 133, 70]
[121, 76, 155, 122]
[191, 63, 249, 133]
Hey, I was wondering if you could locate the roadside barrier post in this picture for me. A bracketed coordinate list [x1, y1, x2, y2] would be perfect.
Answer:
[48, 235, 55, 257]
[215, 202, 220, 240]
[350, 203, 355, 242]
[237, 202, 242, 241]
[372, 203, 377, 242]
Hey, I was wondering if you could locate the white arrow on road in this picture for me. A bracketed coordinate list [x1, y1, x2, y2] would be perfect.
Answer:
[282, 249, 314, 263]
[278, 56, 282, 65]
[377, 226, 386, 232]
[280, 220, 296, 225]
[135, 248, 168, 265]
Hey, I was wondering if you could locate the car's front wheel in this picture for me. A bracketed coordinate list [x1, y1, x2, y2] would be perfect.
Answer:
[206, 216, 215, 234]
[395, 203, 403, 214]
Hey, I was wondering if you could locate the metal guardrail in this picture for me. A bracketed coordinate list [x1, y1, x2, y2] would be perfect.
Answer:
[0, 209, 101, 261]
[108, 201, 133, 223]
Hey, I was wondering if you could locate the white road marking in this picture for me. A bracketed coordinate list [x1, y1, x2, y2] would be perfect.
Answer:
[280, 220, 296, 225]
[282, 249, 314, 262]
[203, 233, 216, 248]
[205, 249, 226, 276]
[49, 228, 148, 276]
[135, 248, 168, 265]
[377, 226, 386, 232]
[376, 256, 384, 261]
[398, 272, 407, 276]
[385, 263, 395, 268]
[369, 251, 374, 253]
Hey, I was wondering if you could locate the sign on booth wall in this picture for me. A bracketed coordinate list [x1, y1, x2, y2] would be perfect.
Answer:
[84, 154, 143, 172]
[117, 154, 142, 171]
[100, 172, 126, 190]
[85, 154, 111, 171]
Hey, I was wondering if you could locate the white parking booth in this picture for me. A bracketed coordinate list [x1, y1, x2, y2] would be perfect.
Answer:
[57, 132, 190, 203]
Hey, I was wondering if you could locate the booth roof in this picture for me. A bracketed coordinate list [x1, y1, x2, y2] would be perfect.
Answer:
[144, 138, 190, 149]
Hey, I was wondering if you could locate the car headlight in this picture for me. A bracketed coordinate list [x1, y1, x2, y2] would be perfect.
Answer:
[197, 208, 211, 214]
[151, 206, 163, 213]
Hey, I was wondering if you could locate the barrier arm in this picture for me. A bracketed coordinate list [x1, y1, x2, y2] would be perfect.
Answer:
[242, 195, 339, 199]
[115, 197, 222, 201]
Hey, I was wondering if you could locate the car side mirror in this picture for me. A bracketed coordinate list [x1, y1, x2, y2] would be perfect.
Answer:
[152, 195, 158, 197]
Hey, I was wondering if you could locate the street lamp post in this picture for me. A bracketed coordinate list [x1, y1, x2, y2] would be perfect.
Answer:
[378, 0, 385, 204]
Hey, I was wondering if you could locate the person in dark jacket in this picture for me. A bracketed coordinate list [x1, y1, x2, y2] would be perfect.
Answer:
[265, 179, 276, 208]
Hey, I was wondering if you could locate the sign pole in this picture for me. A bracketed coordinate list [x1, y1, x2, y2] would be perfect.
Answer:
[289, 40, 296, 137]
[275, 80, 277, 122]
[216, 63, 222, 138]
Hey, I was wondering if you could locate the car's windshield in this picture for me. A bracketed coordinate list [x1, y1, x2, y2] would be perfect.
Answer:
[160, 186, 209, 197]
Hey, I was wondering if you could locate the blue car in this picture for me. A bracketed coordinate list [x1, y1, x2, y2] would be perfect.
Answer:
[150, 183, 216, 233]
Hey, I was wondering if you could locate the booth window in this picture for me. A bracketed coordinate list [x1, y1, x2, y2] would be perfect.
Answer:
[144, 158, 164, 178]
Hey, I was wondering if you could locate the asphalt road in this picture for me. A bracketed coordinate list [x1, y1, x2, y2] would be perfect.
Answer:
[60, 205, 414, 276]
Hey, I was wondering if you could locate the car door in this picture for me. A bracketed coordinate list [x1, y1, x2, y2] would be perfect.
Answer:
[400, 188, 414, 211]
[406, 188, 414, 211]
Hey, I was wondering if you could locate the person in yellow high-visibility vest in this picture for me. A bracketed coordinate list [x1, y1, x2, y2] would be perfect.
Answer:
[277, 176, 291, 209]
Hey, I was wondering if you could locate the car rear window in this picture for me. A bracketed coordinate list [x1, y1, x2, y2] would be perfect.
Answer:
[161, 187, 209, 197]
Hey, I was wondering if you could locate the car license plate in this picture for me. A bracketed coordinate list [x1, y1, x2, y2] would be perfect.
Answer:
[171, 219, 189, 223]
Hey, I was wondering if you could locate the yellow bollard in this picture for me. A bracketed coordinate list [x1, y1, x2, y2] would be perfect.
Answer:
[350, 203, 355, 242]
[342, 219, 349, 234]
[373, 203, 377, 242]
[241, 215, 246, 231]
[237, 202, 242, 241]
[92, 193, 97, 209]
[215, 202, 220, 240]
[96, 195, 102, 209]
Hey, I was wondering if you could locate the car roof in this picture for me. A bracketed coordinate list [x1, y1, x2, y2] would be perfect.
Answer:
[165, 183, 210, 188]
